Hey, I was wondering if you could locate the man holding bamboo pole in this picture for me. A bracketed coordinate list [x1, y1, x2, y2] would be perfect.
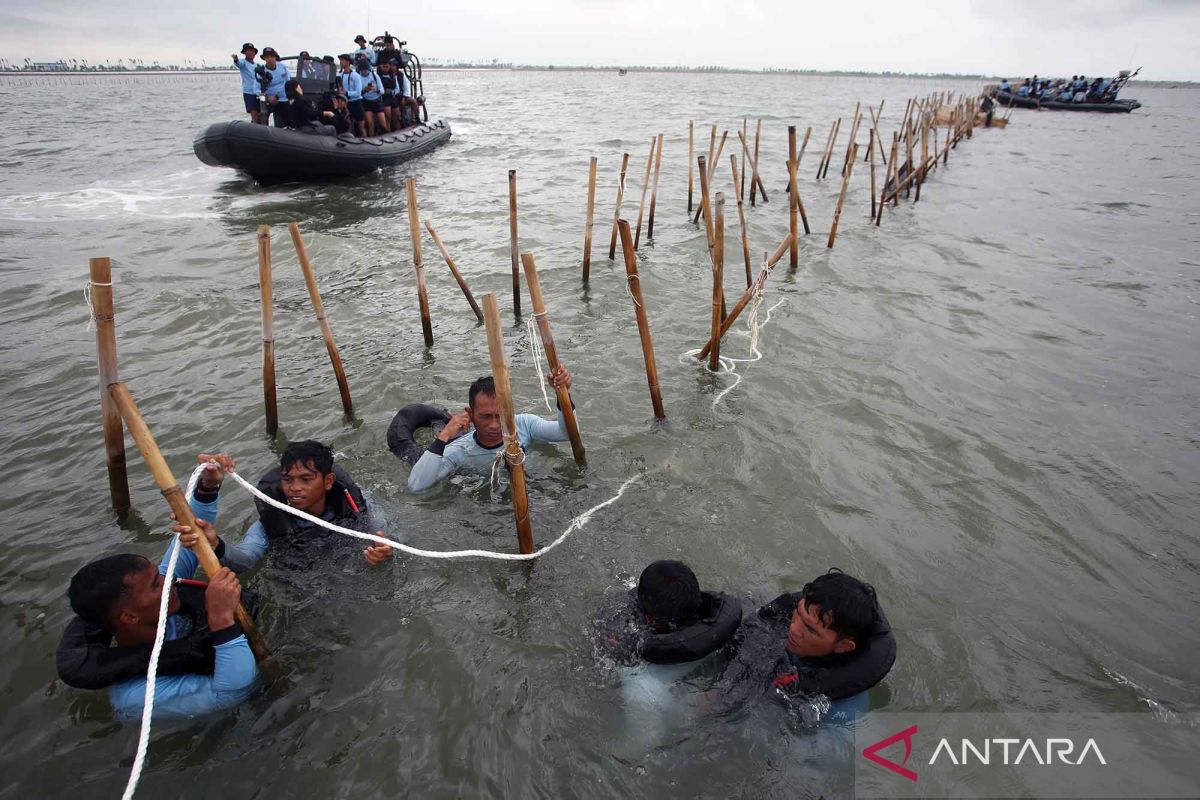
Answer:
[407, 368, 578, 492]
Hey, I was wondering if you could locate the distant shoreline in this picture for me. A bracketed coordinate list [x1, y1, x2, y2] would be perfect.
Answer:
[0, 66, 1191, 87]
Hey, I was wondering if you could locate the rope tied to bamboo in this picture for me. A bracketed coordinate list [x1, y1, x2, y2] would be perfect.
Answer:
[625, 273, 643, 308]
[525, 314, 554, 413]
[84, 279, 114, 331]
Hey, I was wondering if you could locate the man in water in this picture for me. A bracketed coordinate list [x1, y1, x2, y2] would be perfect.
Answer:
[407, 369, 575, 492]
[257, 47, 290, 127]
[231, 43, 260, 123]
[174, 443, 393, 571]
[60, 547, 257, 719]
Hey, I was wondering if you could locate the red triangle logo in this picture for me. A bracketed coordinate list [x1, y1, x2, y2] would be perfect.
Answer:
[862, 724, 919, 782]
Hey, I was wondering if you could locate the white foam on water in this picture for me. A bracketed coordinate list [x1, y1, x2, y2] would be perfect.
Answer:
[0, 169, 223, 222]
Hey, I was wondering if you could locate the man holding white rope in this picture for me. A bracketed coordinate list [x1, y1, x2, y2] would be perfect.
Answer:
[175, 442, 394, 569]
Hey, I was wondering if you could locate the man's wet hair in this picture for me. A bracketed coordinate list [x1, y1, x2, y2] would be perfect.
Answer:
[68, 554, 151, 628]
[280, 440, 334, 476]
[469, 376, 496, 408]
[637, 560, 701, 626]
[800, 568, 878, 643]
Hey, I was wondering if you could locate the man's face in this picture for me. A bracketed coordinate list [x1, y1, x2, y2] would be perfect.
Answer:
[244, 51, 256, 61]
[280, 460, 335, 513]
[118, 560, 179, 631]
[264, 55, 277, 68]
[469, 392, 503, 447]
[786, 600, 855, 658]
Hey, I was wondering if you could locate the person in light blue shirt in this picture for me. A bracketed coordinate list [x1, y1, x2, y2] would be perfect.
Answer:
[997, 78, 1011, 93]
[358, 58, 388, 136]
[66, 548, 258, 720]
[338, 54, 367, 136]
[231, 42, 261, 123]
[408, 370, 576, 492]
[353, 34, 376, 66]
[257, 47, 290, 127]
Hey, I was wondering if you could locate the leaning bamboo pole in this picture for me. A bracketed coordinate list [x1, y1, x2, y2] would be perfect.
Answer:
[520, 253, 585, 466]
[508, 170, 522, 316]
[737, 128, 769, 210]
[729, 154, 752, 287]
[820, 117, 842, 180]
[108, 382, 276, 670]
[787, 127, 799, 266]
[750, 119, 763, 206]
[840, 103, 862, 176]
[647, 133, 664, 240]
[607, 152, 630, 260]
[708, 193, 726, 371]
[289, 223, 353, 412]
[697, 155, 715, 260]
[696, 233, 793, 361]
[634, 137, 655, 249]
[425, 221, 483, 323]
[616, 219, 666, 420]
[740, 118, 748, 202]
[480, 294, 534, 554]
[403, 181, 435, 347]
[877, 134, 901, 226]
[827, 143, 859, 249]
[693, 130, 728, 224]
[816, 119, 837, 179]
[794, 126, 813, 235]
[581, 156, 597, 282]
[89, 256, 130, 510]
[255, 229, 278, 433]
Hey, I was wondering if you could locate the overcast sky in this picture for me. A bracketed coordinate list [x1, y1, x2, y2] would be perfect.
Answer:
[1, 0, 1197, 80]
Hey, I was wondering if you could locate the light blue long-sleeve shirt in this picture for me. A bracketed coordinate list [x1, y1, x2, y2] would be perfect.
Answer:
[235, 56, 258, 94]
[108, 539, 259, 720]
[360, 69, 383, 101]
[408, 409, 571, 492]
[354, 46, 376, 66]
[340, 69, 363, 101]
[260, 61, 290, 103]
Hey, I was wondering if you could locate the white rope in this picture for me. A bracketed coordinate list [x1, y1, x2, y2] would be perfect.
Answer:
[120, 467, 200, 800]
[526, 314, 554, 413]
[681, 294, 786, 410]
[84, 279, 112, 332]
[221, 464, 640, 561]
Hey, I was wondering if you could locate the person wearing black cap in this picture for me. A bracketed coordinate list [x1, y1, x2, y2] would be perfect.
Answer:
[257, 47, 291, 127]
[353, 35, 375, 67]
[231, 43, 260, 123]
[284, 79, 320, 129]
[377, 36, 401, 70]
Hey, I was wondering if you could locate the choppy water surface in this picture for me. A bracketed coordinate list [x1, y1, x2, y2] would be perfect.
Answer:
[0, 71, 1197, 798]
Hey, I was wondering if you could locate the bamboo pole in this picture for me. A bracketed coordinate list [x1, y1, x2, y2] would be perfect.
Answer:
[255, 229, 278, 434]
[692, 131, 728, 224]
[616, 219, 665, 420]
[729, 154, 752, 287]
[877, 134, 900, 225]
[90, 257, 130, 510]
[519, 253, 585, 466]
[607, 152, 630, 260]
[425, 221, 483, 323]
[794, 126, 812, 235]
[816, 119, 837, 179]
[403, 181, 435, 347]
[708, 193, 725, 371]
[706, 124, 716, 176]
[582, 156, 597, 282]
[827, 144, 858, 249]
[868, 128, 877, 220]
[481, 293, 534, 554]
[750, 119, 763, 206]
[915, 114, 929, 202]
[740, 118, 748, 202]
[288, 223, 353, 412]
[787, 126, 798, 266]
[696, 233, 792, 361]
[821, 117, 841, 180]
[737, 129, 769, 209]
[687, 121, 694, 214]
[869, 100, 887, 165]
[697, 154, 715, 259]
[647, 133, 664, 240]
[840, 103, 861, 176]
[634, 137, 655, 249]
[508, 170, 521, 317]
[108, 382, 276, 669]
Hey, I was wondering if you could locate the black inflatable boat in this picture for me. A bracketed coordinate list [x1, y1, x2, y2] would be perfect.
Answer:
[193, 119, 452, 185]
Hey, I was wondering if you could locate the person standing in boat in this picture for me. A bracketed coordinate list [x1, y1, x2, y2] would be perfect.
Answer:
[257, 47, 290, 127]
[407, 371, 575, 492]
[172, 443, 394, 571]
[357, 56, 388, 136]
[353, 34, 375, 66]
[231, 43, 261, 124]
[337, 54, 367, 137]
[378, 60, 402, 133]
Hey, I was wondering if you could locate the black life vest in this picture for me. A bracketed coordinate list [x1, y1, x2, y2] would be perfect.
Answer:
[55, 584, 214, 690]
[594, 589, 743, 667]
[760, 591, 896, 701]
[254, 464, 370, 541]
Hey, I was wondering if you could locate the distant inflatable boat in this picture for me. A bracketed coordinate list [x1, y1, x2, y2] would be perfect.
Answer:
[994, 89, 1140, 113]
[192, 119, 452, 185]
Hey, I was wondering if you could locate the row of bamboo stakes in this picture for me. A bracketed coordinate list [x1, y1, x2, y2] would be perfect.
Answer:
[91, 90, 991, 579]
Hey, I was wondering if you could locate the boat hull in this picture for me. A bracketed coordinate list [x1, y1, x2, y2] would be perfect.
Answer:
[994, 90, 1140, 113]
[193, 119, 452, 185]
